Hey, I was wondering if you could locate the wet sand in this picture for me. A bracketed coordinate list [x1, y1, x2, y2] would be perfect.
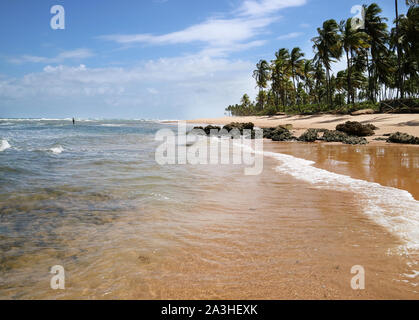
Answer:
[125, 142, 419, 299]
[6, 142, 417, 300]
[1, 140, 418, 299]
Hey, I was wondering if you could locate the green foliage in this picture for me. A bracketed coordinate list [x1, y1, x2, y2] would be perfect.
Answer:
[225, 2, 418, 117]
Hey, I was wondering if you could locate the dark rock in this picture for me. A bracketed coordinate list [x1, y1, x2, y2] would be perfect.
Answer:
[387, 132, 419, 145]
[322, 130, 349, 142]
[203, 125, 221, 135]
[336, 121, 375, 137]
[343, 136, 368, 145]
[242, 122, 255, 130]
[313, 128, 329, 133]
[298, 129, 318, 142]
[270, 126, 294, 141]
[191, 126, 206, 135]
[321, 130, 368, 145]
[365, 123, 379, 130]
[271, 131, 294, 141]
[222, 122, 254, 132]
[263, 127, 276, 139]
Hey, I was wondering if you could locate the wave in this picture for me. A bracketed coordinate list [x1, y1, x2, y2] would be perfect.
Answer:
[0, 139, 11, 152]
[237, 142, 419, 251]
[265, 150, 419, 251]
[49, 145, 64, 154]
[0, 118, 72, 122]
[101, 124, 125, 127]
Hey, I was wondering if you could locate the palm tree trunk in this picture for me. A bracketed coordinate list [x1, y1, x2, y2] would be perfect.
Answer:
[395, 0, 404, 99]
[292, 70, 297, 105]
[366, 52, 374, 102]
[326, 67, 331, 106]
[346, 49, 352, 105]
[350, 50, 356, 104]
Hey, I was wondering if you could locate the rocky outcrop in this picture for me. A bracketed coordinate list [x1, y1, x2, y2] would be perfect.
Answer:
[343, 136, 368, 145]
[321, 130, 348, 142]
[192, 123, 258, 139]
[192, 122, 369, 144]
[319, 130, 368, 145]
[222, 122, 255, 132]
[336, 121, 376, 137]
[298, 129, 318, 142]
[387, 132, 419, 145]
[264, 126, 296, 141]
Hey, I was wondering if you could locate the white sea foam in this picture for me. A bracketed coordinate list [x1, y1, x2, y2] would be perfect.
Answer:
[239, 143, 419, 251]
[0, 139, 11, 152]
[49, 146, 64, 154]
[101, 124, 124, 127]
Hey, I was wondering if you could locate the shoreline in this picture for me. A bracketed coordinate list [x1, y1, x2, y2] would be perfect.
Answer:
[183, 113, 419, 145]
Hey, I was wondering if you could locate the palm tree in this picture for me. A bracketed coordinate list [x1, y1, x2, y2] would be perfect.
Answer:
[363, 3, 389, 102]
[271, 48, 290, 108]
[253, 60, 270, 109]
[289, 47, 305, 104]
[255, 90, 268, 111]
[312, 19, 342, 105]
[339, 18, 369, 104]
[302, 59, 314, 99]
[395, 6, 419, 97]
[394, 0, 404, 98]
[313, 59, 326, 105]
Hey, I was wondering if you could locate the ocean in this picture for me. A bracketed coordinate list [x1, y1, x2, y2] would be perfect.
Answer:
[0, 119, 418, 299]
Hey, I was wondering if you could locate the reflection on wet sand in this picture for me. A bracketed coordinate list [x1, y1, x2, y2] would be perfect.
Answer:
[0, 141, 418, 299]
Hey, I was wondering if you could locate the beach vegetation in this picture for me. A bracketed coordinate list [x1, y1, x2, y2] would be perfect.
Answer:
[226, 2, 418, 117]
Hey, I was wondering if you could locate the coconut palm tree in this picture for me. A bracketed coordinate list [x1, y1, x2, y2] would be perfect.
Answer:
[363, 3, 389, 102]
[339, 18, 369, 104]
[312, 19, 342, 105]
[271, 48, 290, 108]
[289, 47, 305, 104]
[253, 60, 270, 109]
[302, 59, 314, 99]
[394, 5, 419, 97]
[394, 0, 404, 98]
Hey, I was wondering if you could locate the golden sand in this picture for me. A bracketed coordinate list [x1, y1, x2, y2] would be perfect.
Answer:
[185, 114, 419, 142]
[4, 142, 415, 300]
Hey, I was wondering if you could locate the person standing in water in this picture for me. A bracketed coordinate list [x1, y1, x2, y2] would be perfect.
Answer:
[72, 118, 75, 126]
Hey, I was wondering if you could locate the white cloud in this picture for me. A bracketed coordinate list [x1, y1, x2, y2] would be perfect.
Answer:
[0, 56, 257, 118]
[237, 0, 307, 17]
[101, 17, 274, 46]
[100, 0, 307, 58]
[277, 31, 303, 40]
[2, 0, 309, 118]
[8, 49, 94, 64]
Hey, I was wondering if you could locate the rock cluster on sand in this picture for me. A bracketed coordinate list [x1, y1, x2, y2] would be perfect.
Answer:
[387, 132, 419, 145]
[296, 129, 368, 145]
[263, 126, 296, 141]
[192, 122, 258, 138]
[298, 129, 318, 142]
[321, 130, 368, 145]
[222, 122, 254, 132]
[335, 121, 377, 137]
[191, 121, 419, 146]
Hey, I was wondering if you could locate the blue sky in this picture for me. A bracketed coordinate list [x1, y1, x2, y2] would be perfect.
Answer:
[0, 0, 410, 119]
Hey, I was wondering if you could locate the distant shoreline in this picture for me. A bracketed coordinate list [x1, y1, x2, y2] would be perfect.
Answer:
[182, 113, 419, 144]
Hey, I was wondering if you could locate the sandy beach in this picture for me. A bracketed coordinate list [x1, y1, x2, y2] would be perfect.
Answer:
[1, 119, 418, 300]
[186, 113, 419, 143]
